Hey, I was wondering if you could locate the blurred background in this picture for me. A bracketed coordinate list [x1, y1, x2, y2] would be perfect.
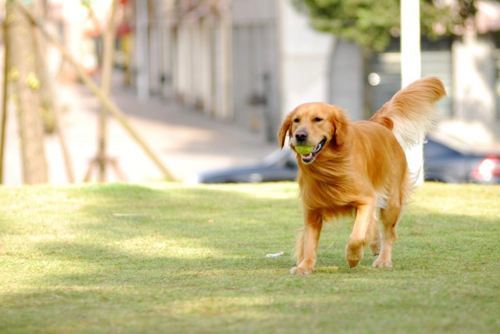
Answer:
[0, 0, 499, 185]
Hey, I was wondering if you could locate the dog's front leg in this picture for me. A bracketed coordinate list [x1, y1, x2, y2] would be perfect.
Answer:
[346, 198, 375, 268]
[291, 210, 323, 275]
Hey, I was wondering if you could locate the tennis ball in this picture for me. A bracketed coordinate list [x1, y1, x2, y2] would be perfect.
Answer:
[295, 145, 313, 155]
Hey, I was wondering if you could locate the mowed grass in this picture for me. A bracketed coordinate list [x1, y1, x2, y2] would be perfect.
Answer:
[0, 182, 499, 334]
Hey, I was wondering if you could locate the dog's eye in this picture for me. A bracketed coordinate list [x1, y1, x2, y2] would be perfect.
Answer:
[313, 117, 323, 122]
[293, 118, 300, 123]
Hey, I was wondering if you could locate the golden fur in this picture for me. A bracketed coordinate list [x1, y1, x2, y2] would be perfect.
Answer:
[278, 77, 446, 274]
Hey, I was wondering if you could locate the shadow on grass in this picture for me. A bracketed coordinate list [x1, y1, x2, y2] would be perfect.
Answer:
[1, 183, 499, 333]
[9, 183, 500, 278]
[26, 183, 500, 282]
[29, 184, 304, 283]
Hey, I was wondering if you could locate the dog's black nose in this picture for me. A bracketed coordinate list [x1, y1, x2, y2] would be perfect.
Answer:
[295, 130, 308, 143]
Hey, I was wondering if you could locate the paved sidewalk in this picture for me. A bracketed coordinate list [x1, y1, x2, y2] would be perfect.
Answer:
[3, 80, 278, 185]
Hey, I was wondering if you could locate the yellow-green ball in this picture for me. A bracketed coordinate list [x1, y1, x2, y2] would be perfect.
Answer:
[295, 145, 313, 155]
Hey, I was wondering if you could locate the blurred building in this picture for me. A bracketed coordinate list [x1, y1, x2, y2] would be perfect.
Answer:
[129, 0, 350, 143]
[128, 0, 499, 145]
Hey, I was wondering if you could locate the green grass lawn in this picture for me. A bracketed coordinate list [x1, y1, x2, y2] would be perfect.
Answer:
[0, 182, 499, 334]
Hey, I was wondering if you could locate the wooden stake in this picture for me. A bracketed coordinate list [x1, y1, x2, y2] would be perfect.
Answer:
[32, 0, 75, 183]
[96, 0, 118, 182]
[53, 106, 75, 182]
[17, 2, 176, 181]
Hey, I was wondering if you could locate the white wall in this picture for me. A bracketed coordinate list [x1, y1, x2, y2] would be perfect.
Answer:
[328, 39, 364, 120]
[452, 35, 496, 124]
[232, 0, 275, 23]
[277, 1, 333, 117]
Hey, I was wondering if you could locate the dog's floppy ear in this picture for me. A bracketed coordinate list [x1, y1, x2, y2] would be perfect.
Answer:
[277, 112, 293, 148]
[330, 107, 349, 147]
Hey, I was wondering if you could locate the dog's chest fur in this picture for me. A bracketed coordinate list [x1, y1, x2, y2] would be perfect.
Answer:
[298, 170, 358, 210]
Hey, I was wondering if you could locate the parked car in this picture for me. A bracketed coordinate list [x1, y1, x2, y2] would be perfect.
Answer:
[423, 137, 499, 184]
[196, 137, 500, 184]
[196, 149, 297, 183]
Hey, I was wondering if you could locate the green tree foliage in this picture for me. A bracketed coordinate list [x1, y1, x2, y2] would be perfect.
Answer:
[293, 0, 478, 51]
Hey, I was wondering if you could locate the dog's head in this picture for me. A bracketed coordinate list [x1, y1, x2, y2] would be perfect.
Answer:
[278, 102, 349, 164]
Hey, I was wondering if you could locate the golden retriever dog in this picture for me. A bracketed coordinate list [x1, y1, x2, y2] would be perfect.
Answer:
[278, 77, 446, 274]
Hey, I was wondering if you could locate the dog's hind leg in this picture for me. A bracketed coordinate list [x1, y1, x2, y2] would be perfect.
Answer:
[372, 202, 402, 268]
[367, 210, 381, 256]
[373, 168, 409, 268]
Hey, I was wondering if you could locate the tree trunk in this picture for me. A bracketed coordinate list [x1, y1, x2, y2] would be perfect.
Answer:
[7, 1, 48, 184]
[0, 9, 10, 184]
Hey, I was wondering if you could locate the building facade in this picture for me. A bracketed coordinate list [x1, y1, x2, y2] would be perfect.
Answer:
[130, 0, 500, 145]
[130, 0, 340, 143]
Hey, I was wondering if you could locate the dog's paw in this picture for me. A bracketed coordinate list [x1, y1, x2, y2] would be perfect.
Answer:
[290, 266, 312, 275]
[345, 241, 364, 268]
[372, 257, 392, 268]
[369, 241, 380, 256]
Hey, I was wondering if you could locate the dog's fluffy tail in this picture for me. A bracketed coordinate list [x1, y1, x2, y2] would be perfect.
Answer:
[370, 76, 446, 149]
